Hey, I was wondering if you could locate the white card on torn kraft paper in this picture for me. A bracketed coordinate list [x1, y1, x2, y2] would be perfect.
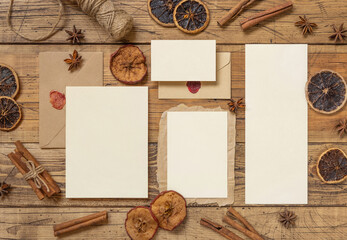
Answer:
[66, 87, 148, 198]
[167, 112, 228, 198]
[245, 44, 308, 204]
[151, 40, 216, 82]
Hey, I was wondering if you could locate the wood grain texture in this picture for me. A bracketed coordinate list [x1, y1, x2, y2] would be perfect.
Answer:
[0, 0, 346, 44]
[0, 1, 347, 238]
[0, 45, 347, 143]
[0, 207, 345, 239]
[0, 142, 346, 207]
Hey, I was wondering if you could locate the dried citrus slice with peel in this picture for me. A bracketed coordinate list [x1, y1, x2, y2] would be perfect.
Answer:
[0, 96, 21, 131]
[125, 206, 158, 240]
[317, 148, 347, 184]
[150, 190, 187, 231]
[0, 63, 19, 98]
[110, 45, 147, 85]
[148, 0, 182, 27]
[306, 70, 347, 114]
[173, 0, 210, 34]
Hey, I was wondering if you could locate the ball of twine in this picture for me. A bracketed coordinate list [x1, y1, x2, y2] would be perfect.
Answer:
[75, 0, 133, 40]
[7, 0, 133, 41]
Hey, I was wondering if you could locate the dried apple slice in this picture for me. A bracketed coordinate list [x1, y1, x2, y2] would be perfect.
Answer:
[0, 63, 19, 98]
[125, 207, 158, 240]
[0, 96, 21, 131]
[150, 190, 187, 231]
[317, 148, 347, 184]
[110, 45, 147, 85]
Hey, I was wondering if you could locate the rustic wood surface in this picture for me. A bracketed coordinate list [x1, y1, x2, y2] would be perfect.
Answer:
[0, 0, 346, 239]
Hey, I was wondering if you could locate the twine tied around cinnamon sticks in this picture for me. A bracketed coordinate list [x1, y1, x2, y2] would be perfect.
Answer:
[23, 161, 50, 192]
[7, 141, 60, 200]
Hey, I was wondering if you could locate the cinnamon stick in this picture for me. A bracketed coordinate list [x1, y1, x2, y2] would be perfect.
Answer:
[7, 152, 45, 200]
[240, 1, 293, 30]
[53, 211, 108, 237]
[223, 215, 263, 240]
[227, 207, 260, 235]
[200, 218, 244, 240]
[218, 0, 257, 26]
[14, 141, 60, 195]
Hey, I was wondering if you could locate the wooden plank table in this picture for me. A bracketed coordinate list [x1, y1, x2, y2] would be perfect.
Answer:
[0, 0, 346, 239]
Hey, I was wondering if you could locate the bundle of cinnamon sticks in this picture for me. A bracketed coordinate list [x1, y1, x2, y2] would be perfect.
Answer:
[201, 207, 263, 240]
[7, 141, 60, 200]
[53, 211, 108, 236]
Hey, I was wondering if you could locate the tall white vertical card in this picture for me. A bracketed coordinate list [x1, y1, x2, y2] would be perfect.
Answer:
[66, 87, 148, 198]
[245, 44, 308, 204]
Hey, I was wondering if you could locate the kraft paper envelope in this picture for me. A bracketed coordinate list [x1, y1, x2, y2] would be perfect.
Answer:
[39, 52, 103, 149]
[151, 40, 216, 82]
[158, 52, 231, 99]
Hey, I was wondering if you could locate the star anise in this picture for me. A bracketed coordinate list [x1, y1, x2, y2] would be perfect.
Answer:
[329, 24, 347, 43]
[279, 210, 297, 229]
[65, 25, 84, 44]
[0, 182, 11, 198]
[228, 98, 245, 113]
[295, 16, 317, 35]
[64, 50, 82, 71]
[335, 118, 347, 138]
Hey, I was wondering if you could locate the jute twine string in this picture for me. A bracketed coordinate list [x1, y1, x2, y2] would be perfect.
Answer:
[7, 0, 63, 41]
[23, 161, 50, 192]
[6, 0, 133, 42]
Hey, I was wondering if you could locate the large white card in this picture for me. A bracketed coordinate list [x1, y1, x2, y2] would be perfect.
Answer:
[245, 44, 308, 204]
[66, 87, 148, 198]
[167, 112, 228, 198]
[151, 40, 216, 82]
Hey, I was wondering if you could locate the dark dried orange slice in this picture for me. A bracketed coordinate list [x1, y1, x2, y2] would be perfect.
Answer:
[125, 206, 158, 240]
[150, 190, 187, 231]
[0, 96, 21, 131]
[0, 64, 19, 98]
[317, 148, 347, 184]
[110, 45, 147, 85]
[173, 0, 210, 34]
[148, 0, 182, 27]
[306, 70, 347, 114]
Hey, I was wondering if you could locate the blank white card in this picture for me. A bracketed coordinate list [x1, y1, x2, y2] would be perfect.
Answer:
[245, 44, 308, 204]
[167, 112, 228, 198]
[151, 40, 216, 82]
[66, 87, 148, 198]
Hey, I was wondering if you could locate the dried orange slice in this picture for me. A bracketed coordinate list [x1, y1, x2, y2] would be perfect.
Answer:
[150, 190, 187, 231]
[148, 0, 182, 27]
[125, 206, 158, 240]
[0, 96, 21, 131]
[317, 148, 347, 184]
[173, 0, 210, 34]
[306, 70, 347, 114]
[0, 63, 19, 98]
[110, 45, 147, 85]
